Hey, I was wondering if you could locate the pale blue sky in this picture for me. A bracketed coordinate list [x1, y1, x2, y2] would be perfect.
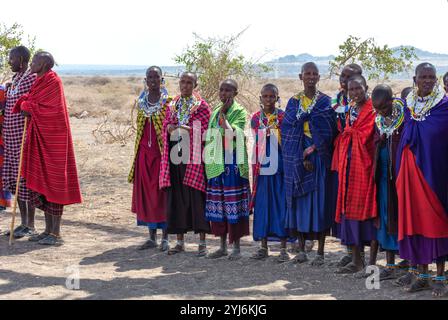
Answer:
[4, 0, 448, 65]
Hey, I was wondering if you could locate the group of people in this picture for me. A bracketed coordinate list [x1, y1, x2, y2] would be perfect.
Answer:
[1, 46, 81, 245]
[3, 43, 448, 298]
[130, 62, 448, 298]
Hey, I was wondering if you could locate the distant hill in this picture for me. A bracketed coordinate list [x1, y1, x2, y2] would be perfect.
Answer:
[269, 47, 448, 63]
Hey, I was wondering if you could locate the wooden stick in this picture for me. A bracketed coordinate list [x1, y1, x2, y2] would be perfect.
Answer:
[9, 117, 28, 246]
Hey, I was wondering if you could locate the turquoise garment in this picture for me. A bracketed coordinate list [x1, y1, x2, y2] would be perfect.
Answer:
[377, 145, 399, 251]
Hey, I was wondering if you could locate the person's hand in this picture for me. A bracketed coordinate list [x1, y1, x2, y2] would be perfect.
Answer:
[167, 124, 177, 135]
[303, 160, 314, 172]
[179, 125, 191, 132]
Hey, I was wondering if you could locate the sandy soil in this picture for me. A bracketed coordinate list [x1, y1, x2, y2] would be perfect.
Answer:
[0, 77, 439, 300]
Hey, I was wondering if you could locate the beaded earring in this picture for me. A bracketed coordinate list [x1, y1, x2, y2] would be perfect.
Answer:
[277, 97, 282, 109]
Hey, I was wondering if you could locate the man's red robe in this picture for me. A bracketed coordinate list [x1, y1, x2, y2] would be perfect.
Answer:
[13, 70, 82, 206]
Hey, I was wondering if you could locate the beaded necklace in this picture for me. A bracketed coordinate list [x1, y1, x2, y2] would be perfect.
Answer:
[406, 85, 445, 122]
[8, 70, 30, 96]
[138, 87, 168, 118]
[375, 99, 404, 138]
[296, 91, 320, 120]
[138, 87, 169, 148]
[259, 107, 279, 130]
[170, 94, 201, 152]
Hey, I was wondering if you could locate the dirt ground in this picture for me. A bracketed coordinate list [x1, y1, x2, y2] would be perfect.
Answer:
[0, 117, 442, 301]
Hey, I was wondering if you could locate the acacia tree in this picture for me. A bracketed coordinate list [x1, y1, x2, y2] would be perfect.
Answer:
[329, 35, 417, 81]
[174, 28, 271, 110]
[0, 22, 37, 82]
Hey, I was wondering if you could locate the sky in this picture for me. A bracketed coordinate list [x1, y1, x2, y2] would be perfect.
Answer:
[3, 0, 448, 65]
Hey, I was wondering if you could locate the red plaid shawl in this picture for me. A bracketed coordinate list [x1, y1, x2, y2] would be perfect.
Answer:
[331, 99, 377, 222]
[13, 70, 82, 205]
[159, 93, 211, 193]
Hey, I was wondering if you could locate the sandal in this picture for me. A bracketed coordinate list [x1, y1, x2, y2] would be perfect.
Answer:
[250, 248, 269, 260]
[305, 240, 315, 253]
[137, 239, 157, 251]
[228, 250, 242, 261]
[168, 244, 185, 256]
[197, 244, 208, 257]
[38, 234, 63, 246]
[311, 255, 325, 267]
[432, 279, 448, 298]
[29, 232, 50, 242]
[293, 252, 308, 264]
[398, 260, 410, 270]
[354, 265, 377, 279]
[4, 225, 26, 237]
[277, 249, 290, 263]
[337, 255, 352, 268]
[207, 248, 228, 259]
[394, 272, 416, 287]
[159, 239, 169, 252]
[379, 267, 399, 281]
[405, 278, 432, 293]
[335, 262, 363, 274]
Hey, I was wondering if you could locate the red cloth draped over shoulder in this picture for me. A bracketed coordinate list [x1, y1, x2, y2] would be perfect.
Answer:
[331, 99, 377, 222]
[13, 70, 82, 205]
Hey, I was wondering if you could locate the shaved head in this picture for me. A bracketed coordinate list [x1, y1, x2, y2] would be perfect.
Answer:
[301, 62, 319, 74]
[372, 84, 393, 102]
[34, 51, 55, 70]
[345, 63, 363, 75]
[221, 79, 238, 91]
[415, 62, 436, 76]
[180, 71, 198, 84]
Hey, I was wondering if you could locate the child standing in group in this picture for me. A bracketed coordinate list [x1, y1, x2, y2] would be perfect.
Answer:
[205, 79, 250, 261]
[129, 66, 171, 251]
[250, 84, 290, 263]
[371, 84, 407, 280]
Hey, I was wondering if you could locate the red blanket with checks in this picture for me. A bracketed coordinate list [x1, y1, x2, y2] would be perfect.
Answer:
[13, 70, 82, 205]
[331, 99, 377, 222]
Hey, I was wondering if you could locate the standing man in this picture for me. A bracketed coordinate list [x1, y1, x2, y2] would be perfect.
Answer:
[4, 46, 36, 238]
[13, 51, 82, 245]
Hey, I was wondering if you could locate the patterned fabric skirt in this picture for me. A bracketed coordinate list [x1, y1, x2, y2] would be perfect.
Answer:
[3, 109, 31, 201]
[205, 155, 250, 224]
[0, 114, 11, 210]
[30, 191, 64, 216]
[206, 152, 251, 242]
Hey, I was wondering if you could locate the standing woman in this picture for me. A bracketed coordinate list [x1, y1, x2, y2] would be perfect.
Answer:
[159, 72, 211, 256]
[250, 84, 290, 262]
[3, 46, 36, 238]
[205, 79, 250, 261]
[129, 66, 171, 251]
[396, 63, 448, 297]
[281, 62, 338, 265]
[332, 75, 378, 274]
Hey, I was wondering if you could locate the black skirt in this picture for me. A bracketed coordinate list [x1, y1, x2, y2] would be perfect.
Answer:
[166, 142, 210, 234]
